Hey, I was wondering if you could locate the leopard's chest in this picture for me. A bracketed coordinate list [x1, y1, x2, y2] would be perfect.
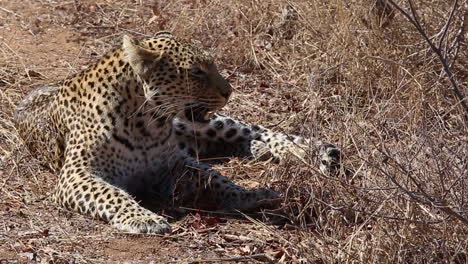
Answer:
[89, 119, 181, 181]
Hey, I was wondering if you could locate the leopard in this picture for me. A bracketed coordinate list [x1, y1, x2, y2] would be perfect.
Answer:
[14, 32, 341, 234]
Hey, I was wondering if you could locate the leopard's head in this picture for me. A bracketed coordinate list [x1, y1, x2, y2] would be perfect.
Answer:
[122, 32, 232, 122]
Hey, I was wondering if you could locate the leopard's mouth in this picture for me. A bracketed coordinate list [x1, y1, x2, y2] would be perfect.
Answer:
[184, 105, 214, 123]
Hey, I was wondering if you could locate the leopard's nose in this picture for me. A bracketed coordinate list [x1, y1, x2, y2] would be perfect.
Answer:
[220, 83, 232, 99]
[221, 89, 231, 99]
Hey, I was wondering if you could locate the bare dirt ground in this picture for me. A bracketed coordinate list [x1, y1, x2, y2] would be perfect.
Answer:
[1, 0, 467, 263]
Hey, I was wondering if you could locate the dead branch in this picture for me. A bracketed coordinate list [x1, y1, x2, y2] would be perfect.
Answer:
[387, 0, 468, 119]
[378, 146, 468, 225]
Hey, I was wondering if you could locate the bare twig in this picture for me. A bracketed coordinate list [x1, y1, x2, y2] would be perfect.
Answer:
[437, 0, 458, 52]
[387, 0, 468, 118]
[378, 146, 468, 225]
[447, 3, 466, 69]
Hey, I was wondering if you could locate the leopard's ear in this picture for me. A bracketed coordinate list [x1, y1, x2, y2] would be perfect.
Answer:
[122, 35, 162, 76]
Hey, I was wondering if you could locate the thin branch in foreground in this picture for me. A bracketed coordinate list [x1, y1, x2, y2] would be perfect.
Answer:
[378, 146, 468, 225]
[387, 0, 468, 119]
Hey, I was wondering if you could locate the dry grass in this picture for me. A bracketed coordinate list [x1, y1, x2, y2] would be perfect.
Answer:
[1, 0, 467, 263]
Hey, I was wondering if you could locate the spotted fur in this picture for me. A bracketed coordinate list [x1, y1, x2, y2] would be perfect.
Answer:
[15, 32, 340, 234]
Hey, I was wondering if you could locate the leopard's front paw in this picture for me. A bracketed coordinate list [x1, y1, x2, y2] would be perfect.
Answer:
[111, 213, 172, 234]
[250, 140, 272, 160]
[219, 188, 280, 211]
[252, 188, 280, 202]
[318, 143, 341, 175]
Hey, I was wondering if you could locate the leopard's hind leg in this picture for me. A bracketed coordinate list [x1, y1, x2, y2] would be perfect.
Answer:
[15, 86, 65, 172]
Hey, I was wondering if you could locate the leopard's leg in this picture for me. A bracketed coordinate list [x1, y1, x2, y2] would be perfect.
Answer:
[173, 155, 278, 210]
[173, 115, 256, 159]
[55, 145, 172, 234]
[173, 113, 341, 174]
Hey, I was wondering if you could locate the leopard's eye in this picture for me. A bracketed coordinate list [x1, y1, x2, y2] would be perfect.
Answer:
[191, 67, 205, 77]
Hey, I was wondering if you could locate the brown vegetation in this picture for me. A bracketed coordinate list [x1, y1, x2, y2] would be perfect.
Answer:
[1, 0, 466, 262]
